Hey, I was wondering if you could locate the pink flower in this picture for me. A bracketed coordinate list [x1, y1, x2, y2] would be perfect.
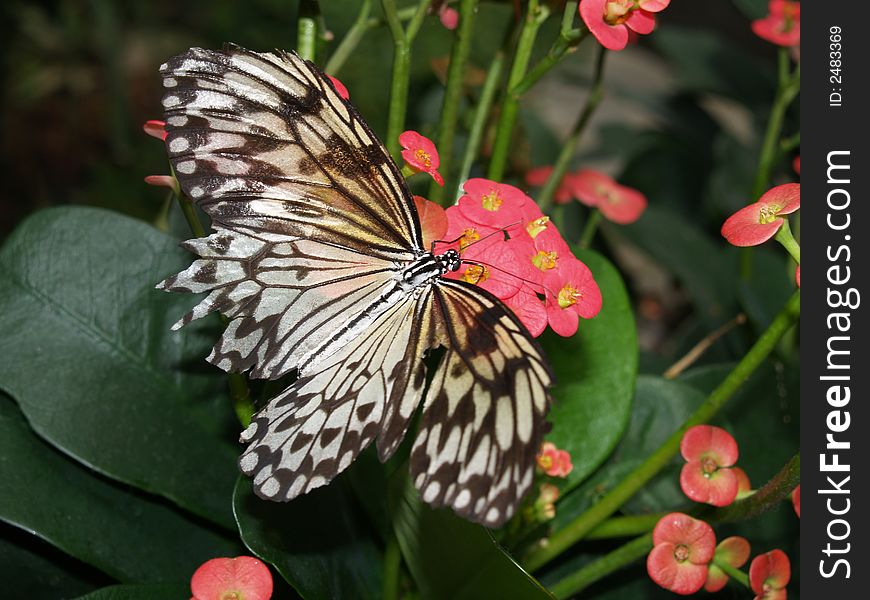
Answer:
[525, 166, 574, 204]
[792, 485, 800, 517]
[190, 556, 273, 600]
[525, 482, 560, 522]
[536, 442, 573, 477]
[143, 119, 168, 141]
[504, 288, 548, 337]
[679, 425, 740, 507]
[578, 0, 668, 51]
[544, 257, 603, 337]
[721, 183, 800, 247]
[750, 550, 791, 600]
[413, 195, 448, 250]
[144, 175, 180, 193]
[793, 155, 800, 175]
[439, 5, 459, 30]
[399, 131, 444, 186]
[647, 513, 715, 595]
[795, 265, 800, 288]
[752, 0, 800, 47]
[569, 169, 647, 224]
[705, 536, 751, 593]
[327, 74, 350, 100]
[457, 178, 530, 228]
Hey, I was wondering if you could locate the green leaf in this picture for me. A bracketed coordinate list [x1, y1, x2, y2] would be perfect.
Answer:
[1, 528, 102, 599]
[541, 249, 637, 490]
[0, 394, 240, 583]
[74, 583, 189, 599]
[0, 207, 239, 528]
[389, 473, 554, 600]
[233, 476, 383, 600]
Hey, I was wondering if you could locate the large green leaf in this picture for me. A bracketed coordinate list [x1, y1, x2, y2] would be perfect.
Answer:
[390, 473, 554, 600]
[1, 528, 102, 599]
[541, 249, 637, 490]
[233, 477, 382, 600]
[74, 584, 189, 599]
[0, 207, 239, 527]
[0, 395, 240, 583]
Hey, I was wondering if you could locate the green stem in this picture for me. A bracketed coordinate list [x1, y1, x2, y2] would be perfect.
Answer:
[381, 0, 432, 160]
[297, 0, 320, 61]
[455, 50, 506, 200]
[428, 0, 480, 204]
[325, 0, 372, 74]
[537, 45, 606, 212]
[383, 535, 401, 600]
[511, 2, 585, 97]
[584, 513, 663, 540]
[523, 291, 801, 572]
[487, 0, 549, 181]
[550, 453, 799, 596]
[714, 559, 750, 588]
[577, 208, 602, 248]
[774, 219, 801, 263]
[550, 533, 653, 599]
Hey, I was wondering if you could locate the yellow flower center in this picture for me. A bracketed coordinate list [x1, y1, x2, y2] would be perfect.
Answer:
[758, 203, 782, 224]
[538, 454, 554, 470]
[462, 264, 489, 284]
[460, 227, 480, 250]
[414, 148, 432, 168]
[558, 283, 582, 308]
[481, 190, 503, 211]
[532, 250, 558, 271]
[674, 544, 689, 563]
[526, 216, 550, 238]
[701, 456, 719, 476]
[221, 592, 241, 600]
[604, 0, 634, 25]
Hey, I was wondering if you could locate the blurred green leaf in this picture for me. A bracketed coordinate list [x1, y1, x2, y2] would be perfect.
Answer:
[738, 249, 796, 333]
[542, 249, 637, 491]
[0, 394, 240, 583]
[73, 583, 189, 599]
[0, 207, 239, 528]
[233, 477, 382, 600]
[1, 528, 102, 599]
[390, 472, 554, 600]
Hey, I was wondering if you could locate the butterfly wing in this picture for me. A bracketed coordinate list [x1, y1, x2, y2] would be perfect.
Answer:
[410, 279, 554, 527]
[238, 287, 439, 499]
[160, 46, 423, 259]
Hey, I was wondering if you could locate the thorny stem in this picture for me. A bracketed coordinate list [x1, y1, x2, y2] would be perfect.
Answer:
[325, 0, 372, 74]
[429, 0, 480, 205]
[381, 0, 433, 160]
[510, 2, 586, 97]
[297, 0, 320, 61]
[537, 45, 606, 213]
[523, 292, 801, 573]
[550, 453, 800, 597]
[487, 0, 549, 181]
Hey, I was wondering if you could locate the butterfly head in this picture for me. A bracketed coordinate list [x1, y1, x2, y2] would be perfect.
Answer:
[438, 249, 462, 274]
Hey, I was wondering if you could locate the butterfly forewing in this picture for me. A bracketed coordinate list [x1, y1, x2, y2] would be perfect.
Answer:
[158, 45, 555, 528]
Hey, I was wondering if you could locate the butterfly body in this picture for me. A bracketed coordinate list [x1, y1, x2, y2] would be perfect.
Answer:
[157, 45, 554, 527]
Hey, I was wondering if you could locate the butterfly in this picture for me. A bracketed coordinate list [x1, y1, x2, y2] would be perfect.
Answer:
[156, 45, 554, 527]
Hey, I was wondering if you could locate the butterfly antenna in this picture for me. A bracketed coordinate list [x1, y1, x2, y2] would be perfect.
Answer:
[431, 220, 524, 252]
[460, 258, 561, 301]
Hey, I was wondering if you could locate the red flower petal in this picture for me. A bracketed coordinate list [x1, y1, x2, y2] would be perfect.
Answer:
[190, 557, 273, 600]
[751, 0, 800, 47]
[732, 466, 753, 499]
[543, 257, 602, 336]
[795, 265, 800, 288]
[143, 120, 168, 141]
[679, 425, 739, 465]
[569, 169, 647, 223]
[647, 543, 709, 595]
[638, 0, 670, 12]
[680, 461, 740, 506]
[652, 513, 716, 563]
[749, 549, 791, 595]
[759, 182, 800, 214]
[413, 195, 448, 249]
[458, 178, 530, 228]
[579, 0, 630, 51]
[504, 288, 548, 337]
[144, 175, 179, 192]
[326, 74, 350, 100]
[721, 184, 799, 247]
[525, 166, 573, 204]
[793, 155, 800, 175]
[439, 6, 459, 30]
[792, 485, 800, 517]
[400, 130, 444, 186]
[625, 9, 656, 35]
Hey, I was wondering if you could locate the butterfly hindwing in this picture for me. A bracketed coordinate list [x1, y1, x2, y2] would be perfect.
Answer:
[410, 279, 553, 527]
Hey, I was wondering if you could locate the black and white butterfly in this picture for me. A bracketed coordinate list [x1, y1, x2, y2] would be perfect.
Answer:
[156, 45, 554, 527]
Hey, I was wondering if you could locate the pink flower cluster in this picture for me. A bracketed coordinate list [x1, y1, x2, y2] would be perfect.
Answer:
[525, 167, 647, 224]
[429, 178, 602, 337]
[579, 0, 671, 51]
[752, 0, 800, 47]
